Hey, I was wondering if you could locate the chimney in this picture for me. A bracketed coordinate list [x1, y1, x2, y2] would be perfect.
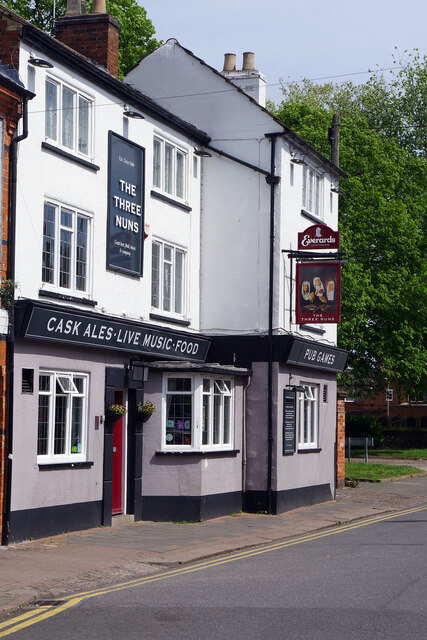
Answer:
[54, 0, 119, 78]
[221, 52, 266, 107]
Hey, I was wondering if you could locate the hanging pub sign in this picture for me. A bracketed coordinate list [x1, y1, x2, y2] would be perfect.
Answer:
[107, 131, 145, 276]
[296, 261, 341, 324]
[298, 224, 340, 251]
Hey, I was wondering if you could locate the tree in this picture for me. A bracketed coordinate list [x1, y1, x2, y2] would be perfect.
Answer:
[2, 0, 162, 78]
[269, 53, 427, 399]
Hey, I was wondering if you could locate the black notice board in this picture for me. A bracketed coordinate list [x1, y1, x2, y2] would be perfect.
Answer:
[283, 390, 296, 455]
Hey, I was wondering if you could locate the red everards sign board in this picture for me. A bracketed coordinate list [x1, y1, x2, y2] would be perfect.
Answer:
[298, 224, 340, 250]
[296, 262, 341, 324]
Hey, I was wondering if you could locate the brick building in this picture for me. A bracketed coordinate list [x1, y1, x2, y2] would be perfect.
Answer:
[0, 57, 34, 541]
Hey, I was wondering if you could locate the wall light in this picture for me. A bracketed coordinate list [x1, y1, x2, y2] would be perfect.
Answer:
[28, 53, 53, 68]
[194, 147, 212, 157]
[123, 105, 145, 119]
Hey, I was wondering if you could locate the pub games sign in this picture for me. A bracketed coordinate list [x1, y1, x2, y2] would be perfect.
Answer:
[107, 132, 145, 276]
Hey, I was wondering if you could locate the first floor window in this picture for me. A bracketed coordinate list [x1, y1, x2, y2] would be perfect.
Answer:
[42, 201, 90, 294]
[298, 384, 318, 449]
[45, 77, 93, 157]
[302, 165, 323, 218]
[152, 136, 187, 200]
[37, 371, 88, 461]
[151, 240, 186, 315]
[164, 375, 234, 450]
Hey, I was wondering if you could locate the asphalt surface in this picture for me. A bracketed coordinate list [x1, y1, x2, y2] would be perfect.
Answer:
[0, 458, 426, 622]
[2, 504, 427, 639]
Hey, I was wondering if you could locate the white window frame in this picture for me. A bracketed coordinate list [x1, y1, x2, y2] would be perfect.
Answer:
[45, 76, 94, 159]
[42, 200, 92, 295]
[152, 136, 188, 201]
[37, 370, 89, 463]
[162, 374, 234, 451]
[302, 165, 323, 219]
[151, 239, 186, 317]
[297, 384, 319, 449]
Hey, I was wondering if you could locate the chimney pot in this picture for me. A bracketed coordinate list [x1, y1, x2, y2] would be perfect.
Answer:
[91, 0, 107, 13]
[242, 52, 255, 71]
[65, 0, 84, 16]
[223, 53, 236, 72]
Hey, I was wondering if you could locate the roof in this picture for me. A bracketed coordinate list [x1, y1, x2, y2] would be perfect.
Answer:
[0, 5, 210, 145]
[146, 360, 252, 377]
[152, 39, 346, 178]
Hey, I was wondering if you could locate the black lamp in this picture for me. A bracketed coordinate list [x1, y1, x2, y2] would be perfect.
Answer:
[194, 147, 212, 157]
[123, 105, 145, 119]
[28, 54, 53, 68]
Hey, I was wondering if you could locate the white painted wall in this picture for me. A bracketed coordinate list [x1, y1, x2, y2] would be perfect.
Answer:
[16, 43, 202, 331]
[128, 41, 339, 345]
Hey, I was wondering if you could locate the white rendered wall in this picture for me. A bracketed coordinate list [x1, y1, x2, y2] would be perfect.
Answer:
[16, 43, 202, 331]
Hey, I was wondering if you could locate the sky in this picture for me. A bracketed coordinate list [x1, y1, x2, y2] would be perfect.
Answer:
[140, 0, 426, 105]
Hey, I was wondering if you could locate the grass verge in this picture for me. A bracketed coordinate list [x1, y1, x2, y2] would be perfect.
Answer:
[345, 461, 424, 482]
[348, 448, 427, 459]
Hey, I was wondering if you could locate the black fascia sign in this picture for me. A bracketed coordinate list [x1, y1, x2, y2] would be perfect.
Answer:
[107, 131, 145, 276]
[23, 307, 211, 363]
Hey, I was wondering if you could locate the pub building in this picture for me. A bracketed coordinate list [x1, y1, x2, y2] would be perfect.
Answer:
[1, 3, 347, 544]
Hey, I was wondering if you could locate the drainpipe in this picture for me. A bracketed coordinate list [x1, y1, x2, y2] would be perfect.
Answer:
[2, 97, 30, 546]
[265, 133, 281, 514]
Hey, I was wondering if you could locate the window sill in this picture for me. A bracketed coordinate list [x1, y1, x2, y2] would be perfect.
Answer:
[297, 448, 322, 454]
[149, 312, 191, 327]
[42, 142, 100, 172]
[156, 449, 240, 457]
[38, 461, 94, 469]
[39, 289, 97, 306]
[301, 209, 324, 224]
[150, 189, 192, 212]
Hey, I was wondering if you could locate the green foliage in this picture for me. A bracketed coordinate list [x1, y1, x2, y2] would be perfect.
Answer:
[2, 0, 162, 78]
[346, 414, 385, 447]
[270, 51, 427, 399]
[0, 278, 18, 309]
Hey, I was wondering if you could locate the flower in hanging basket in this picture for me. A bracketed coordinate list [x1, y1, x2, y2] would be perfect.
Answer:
[108, 403, 127, 416]
[137, 400, 155, 417]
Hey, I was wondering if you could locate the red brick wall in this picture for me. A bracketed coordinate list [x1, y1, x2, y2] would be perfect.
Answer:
[0, 15, 22, 71]
[336, 395, 346, 489]
[0, 85, 20, 539]
[55, 14, 119, 78]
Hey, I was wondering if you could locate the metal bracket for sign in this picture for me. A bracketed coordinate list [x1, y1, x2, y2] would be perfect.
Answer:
[282, 249, 349, 325]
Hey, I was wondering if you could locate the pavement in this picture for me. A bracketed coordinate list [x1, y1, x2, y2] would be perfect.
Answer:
[1, 458, 426, 619]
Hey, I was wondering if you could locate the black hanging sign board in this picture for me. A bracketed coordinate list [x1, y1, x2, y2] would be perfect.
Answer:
[283, 390, 297, 455]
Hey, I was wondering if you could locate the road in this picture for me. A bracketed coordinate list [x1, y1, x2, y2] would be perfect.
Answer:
[2, 505, 426, 639]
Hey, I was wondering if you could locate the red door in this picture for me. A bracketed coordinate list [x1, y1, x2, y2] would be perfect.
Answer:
[112, 390, 124, 514]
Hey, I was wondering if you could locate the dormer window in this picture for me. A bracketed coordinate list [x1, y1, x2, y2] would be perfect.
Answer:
[302, 165, 323, 219]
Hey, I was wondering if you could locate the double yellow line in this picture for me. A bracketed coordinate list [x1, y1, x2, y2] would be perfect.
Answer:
[1, 503, 426, 637]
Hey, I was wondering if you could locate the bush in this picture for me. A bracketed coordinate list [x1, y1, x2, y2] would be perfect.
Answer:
[346, 414, 385, 447]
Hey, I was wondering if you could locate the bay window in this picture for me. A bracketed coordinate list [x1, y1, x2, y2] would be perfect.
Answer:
[153, 136, 187, 200]
[298, 384, 318, 449]
[164, 375, 234, 450]
[37, 371, 88, 462]
[42, 201, 91, 294]
[151, 240, 186, 315]
[45, 77, 92, 157]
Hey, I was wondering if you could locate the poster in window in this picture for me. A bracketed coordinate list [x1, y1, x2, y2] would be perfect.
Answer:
[107, 132, 145, 276]
[296, 261, 341, 324]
